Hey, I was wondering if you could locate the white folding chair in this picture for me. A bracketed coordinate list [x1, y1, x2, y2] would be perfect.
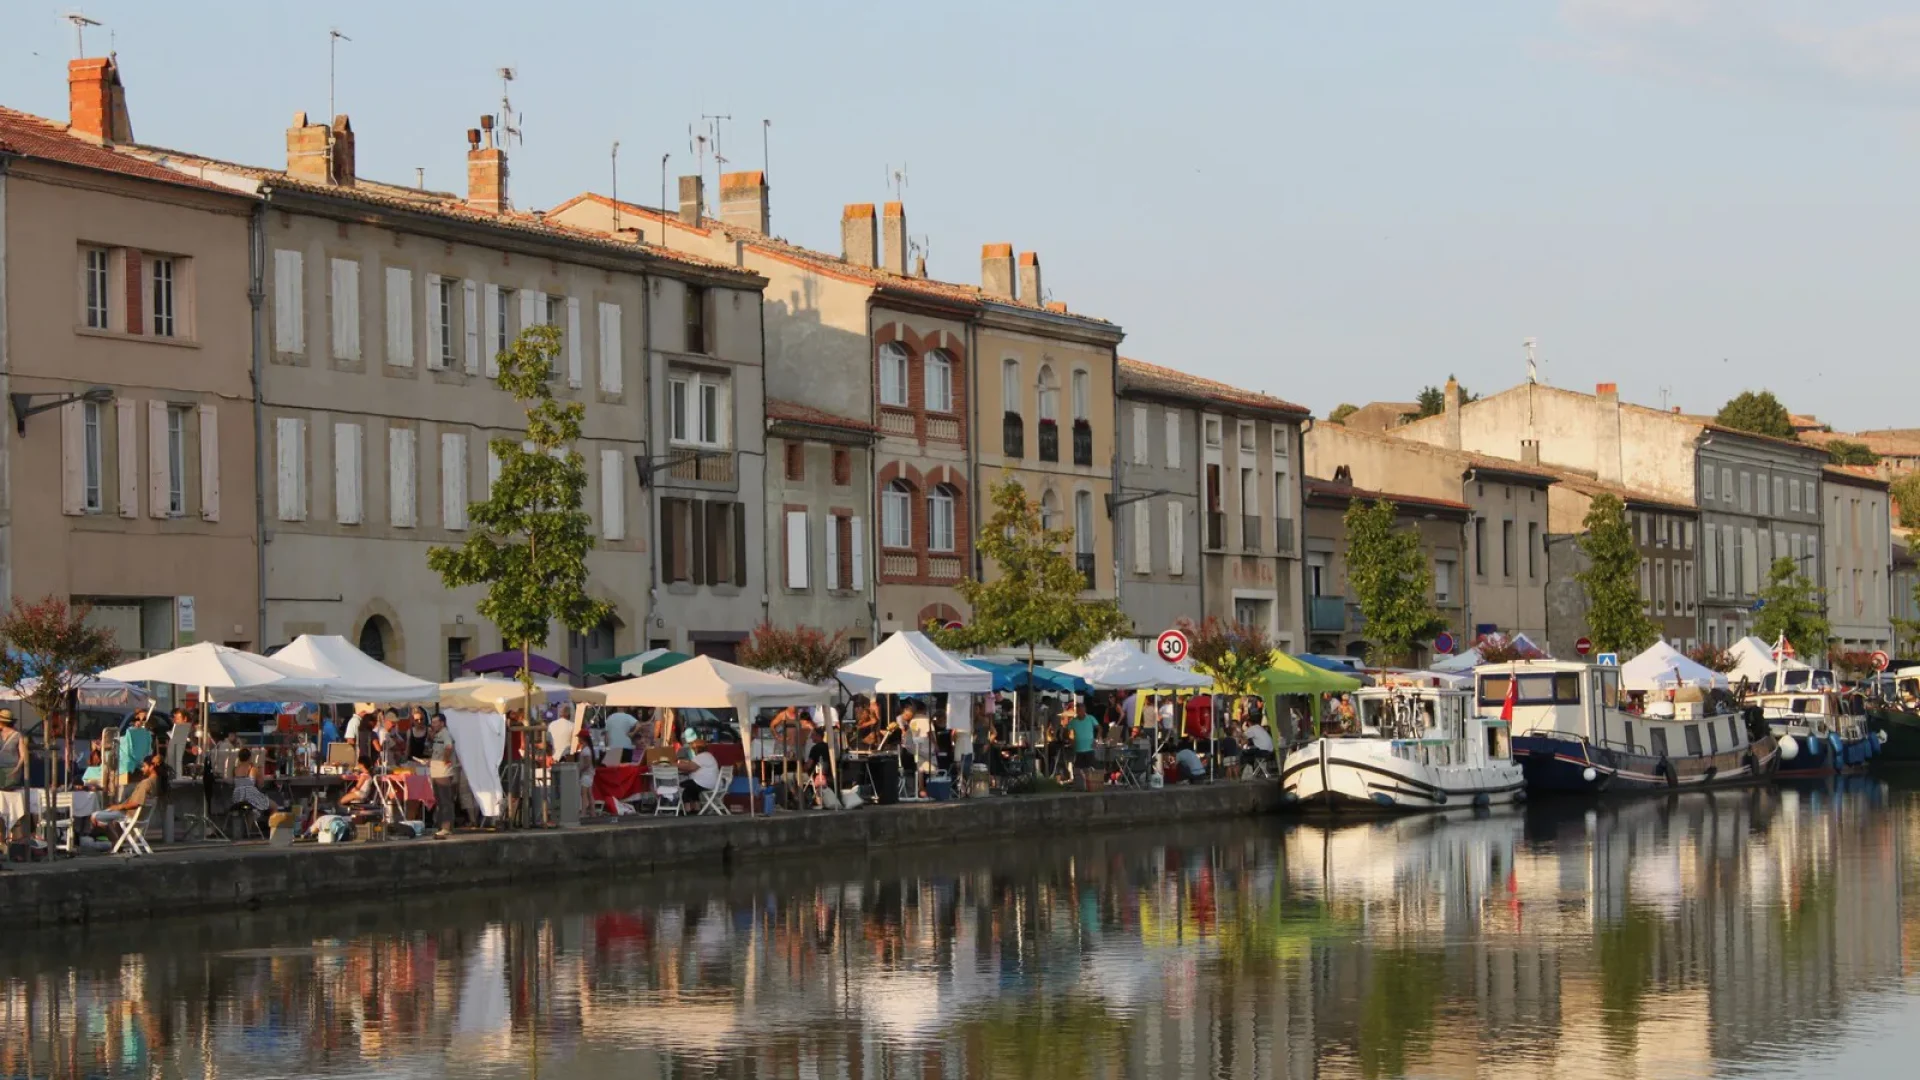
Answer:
[108, 806, 153, 856]
[651, 766, 683, 816]
[698, 766, 733, 816]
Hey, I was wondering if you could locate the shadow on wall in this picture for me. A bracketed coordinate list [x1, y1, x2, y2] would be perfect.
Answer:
[763, 283, 878, 420]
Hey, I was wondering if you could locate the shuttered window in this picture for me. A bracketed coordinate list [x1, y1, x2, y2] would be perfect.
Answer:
[827, 514, 843, 591]
[1133, 501, 1151, 573]
[785, 510, 810, 589]
[146, 400, 169, 519]
[851, 515, 866, 587]
[463, 280, 481, 374]
[389, 426, 417, 527]
[60, 402, 85, 515]
[442, 432, 468, 531]
[385, 267, 414, 367]
[600, 449, 625, 541]
[1165, 412, 1181, 470]
[276, 417, 307, 521]
[273, 249, 304, 353]
[424, 274, 447, 370]
[334, 423, 363, 525]
[566, 296, 584, 388]
[1167, 500, 1184, 575]
[330, 258, 360, 360]
[598, 301, 623, 394]
[1131, 406, 1148, 465]
[198, 404, 220, 521]
[115, 401, 137, 517]
[483, 284, 503, 376]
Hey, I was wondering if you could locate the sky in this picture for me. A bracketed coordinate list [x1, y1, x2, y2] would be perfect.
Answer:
[3, 0, 1918, 428]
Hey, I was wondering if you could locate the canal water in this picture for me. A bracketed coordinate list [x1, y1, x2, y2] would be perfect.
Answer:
[6, 781, 1919, 1079]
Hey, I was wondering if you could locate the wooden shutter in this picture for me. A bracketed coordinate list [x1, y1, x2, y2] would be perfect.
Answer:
[692, 501, 710, 584]
[147, 399, 169, 518]
[335, 423, 363, 524]
[424, 273, 445, 369]
[441, 432, 468, 530]
[463, 280, 481, 374]
[1168, 500, 1184, 575]
[786, 510, 810, 589]
[734, 503, 749, 586]
[330, 258, 360, 360]
[566, 296, 583, 388]
[276, 417, 306, 521]
[390, 426, 417, 527]
[1165, 412, 1181, 470]
[273, 249, 303, 353]
[385, 267, 413, 367]
[851, 515, 866, 588]
[520, 289, 538, 340]
[483, 284, 502, 376]
[59, 401, 85, 515]
[198, 404, 220, 521]
[826, 514, 842, 590]
[1131, 406, 1148, 465]
[115, 400, 138, 517]
[666, 500, 689, 582]
[1133, 501, 1151, 573]
[600, 449, 624, 541]
[597, 302, 623, 394]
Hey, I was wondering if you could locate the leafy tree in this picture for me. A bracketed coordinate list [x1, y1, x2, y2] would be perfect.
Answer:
[738, 623, 849, 685]
[1327, 403, 1358, 426]
[1894, 616, 1920, 660]
[1828, 648, 1877, 682]
[0, 596, 120, 847]
[428, 324, 610, 816]
[1891, 473, 1920, 529]
[1343, 499, 1446, 666]
[929, 477, 1132, 687]
[1752, 555, 1829, 657]
[1685, 642, 1736, 674]
[1714, 390, 1797, 440]
[1826, 439, 1880, 467]
[1575, 493, 1659, 655]
[1178, 616, 1272, 696]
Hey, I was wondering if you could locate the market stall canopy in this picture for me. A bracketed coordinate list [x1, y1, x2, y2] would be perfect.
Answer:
[595, 656, 829, 712]
[1429, 633, 1551, 674]
[837, 632, 993, 696]
[97, 642, 330, 702]
[438, 674, 603, 713]
[1255, 652, 1364, 696]
[964, 658, 1090, 694]
[462, 650, 571, 678]
[272, 634, 440, 702]
[1055, 640, 1213, 691]
[1, 675, 152, 711]
[1727, 635, 1809, 685]
[580, 648, 694, 678]
[1622, 640, 1730, 692]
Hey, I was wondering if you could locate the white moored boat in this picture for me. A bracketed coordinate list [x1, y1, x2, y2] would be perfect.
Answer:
[1280, 676, 1525, 811]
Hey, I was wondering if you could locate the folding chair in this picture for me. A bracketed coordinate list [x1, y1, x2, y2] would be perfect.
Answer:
[1245, 753, 1276, 780]
[698, 766, 734, 816]
[108, 806, 153, 856]
[651, 766, 683, 816]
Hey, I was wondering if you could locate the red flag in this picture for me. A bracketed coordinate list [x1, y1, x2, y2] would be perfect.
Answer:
[1500, 673, 1518, 722]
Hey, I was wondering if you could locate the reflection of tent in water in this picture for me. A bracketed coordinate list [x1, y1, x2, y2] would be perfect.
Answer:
[453, 926, 514, 1060]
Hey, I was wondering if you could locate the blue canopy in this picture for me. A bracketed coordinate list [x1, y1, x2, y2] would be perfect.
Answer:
[964, 659, 1090, 694]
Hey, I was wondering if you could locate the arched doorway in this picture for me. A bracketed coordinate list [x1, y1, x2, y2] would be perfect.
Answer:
[359, 616, 393, 664]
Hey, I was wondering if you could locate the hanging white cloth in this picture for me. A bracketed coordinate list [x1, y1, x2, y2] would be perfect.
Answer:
[443, 708, 506, 817]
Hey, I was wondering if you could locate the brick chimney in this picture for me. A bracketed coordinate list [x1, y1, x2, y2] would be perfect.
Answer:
[465, 116, 509, 214]
[881, 201, 908, 275]
[67, 57, 133, 145]
[718, 171, 768, 233]
[286, 112, 355, 186]
[982, 243, 1015, 299]
[1442, 377, 1463, 450]
[1018, 252, 1042, 306]
[1596, 382, 1619, 402]
[1520, 439, 1541, 466]
[842, 204, 877, 268]
[677, 175, 705, 226]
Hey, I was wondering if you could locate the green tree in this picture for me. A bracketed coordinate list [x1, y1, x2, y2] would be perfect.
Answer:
[1179, 616, 1272, 695]
[427, 324, 610, 811]
[929, 477, 1132, 685]
[1891, 473, 1920, 528]
[1575, 493, 1658, 655]
[1714, 390, 1797, 440]
[738, 623, 849, 685]
[1752, 555, 1830, 656]
[1413, 376, 1475, 419]
[0, 596, 120, 848]
[1343, 499, 1446, 665]
[1826, 439, 1880, 466]
[1327, 403, 1358, 426]
[1685, 642, 1736, 673]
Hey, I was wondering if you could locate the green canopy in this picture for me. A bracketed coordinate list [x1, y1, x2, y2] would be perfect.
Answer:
[583, 648, 694, 678]
[1253, 651, 1363, 697]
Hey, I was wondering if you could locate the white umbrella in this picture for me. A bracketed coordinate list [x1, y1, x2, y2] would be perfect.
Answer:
[836, 631, 992, 696]
[273, 634, 439, 702]
[1621, 640, 1728, 692]
[97, 641, 330, 702]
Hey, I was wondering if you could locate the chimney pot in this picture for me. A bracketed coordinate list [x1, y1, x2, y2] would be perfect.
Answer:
[677, 175, 705, 226]
[1520, 439, 1541, 466]
[719, 170, 770, 234]
[1017, 251, 1042, 306]
[67, 57, 133, 145]
[1596, 382, 1619, 401]
[880, 201, 908, 275]
[981, 243, 1015, 299]
[467, 128, 482, 150]
[467, 127, 510, 214]
[842, 203, 877, 268]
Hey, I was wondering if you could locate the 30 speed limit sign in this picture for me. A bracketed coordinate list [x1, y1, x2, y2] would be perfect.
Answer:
[1156, 629, 1190, 665]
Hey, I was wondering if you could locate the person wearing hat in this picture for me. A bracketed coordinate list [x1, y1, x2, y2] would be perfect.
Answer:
[0, 709, 25, 794]
[675, 730, 721, 813]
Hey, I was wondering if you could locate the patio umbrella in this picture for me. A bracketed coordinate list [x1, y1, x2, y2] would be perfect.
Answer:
[98, 642, 331, 702]
[462, 651, 571, 679]
[437, 674, 603, 712]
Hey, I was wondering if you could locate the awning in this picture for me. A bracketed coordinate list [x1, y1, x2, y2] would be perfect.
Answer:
[837, 632, 992, 695]
[582, 648, 694, 678]
[272, 634, 440, 702]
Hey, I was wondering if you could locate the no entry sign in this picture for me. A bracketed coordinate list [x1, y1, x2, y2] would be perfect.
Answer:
[1156, 629, 1190, 665]
[1433, 631, 1455, 655]
[1872, 650, 1891, 673]
[1576, 637, 1593, 656]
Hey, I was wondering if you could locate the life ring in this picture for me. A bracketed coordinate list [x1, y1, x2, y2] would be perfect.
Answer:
[1658, 757, 1677, 787]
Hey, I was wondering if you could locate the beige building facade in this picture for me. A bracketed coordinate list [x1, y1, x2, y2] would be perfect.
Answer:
[1302, 476, 1470, 664]
[0, 60, 260, 662]
[1823, 466, 1892, 652]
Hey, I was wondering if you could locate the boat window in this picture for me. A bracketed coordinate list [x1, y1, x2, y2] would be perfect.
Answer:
[1684, 725, 1703, 756]
[1486, 723, 1509, 760]
[1477, 672, 1582, 708]
[1707, 721, 1718, 755]
[1789, 697, 1820, 715]
[1598, 670, 1621, 709]
[1728, 715, 1742, 748]
[1623, 719, 1636, 753]
[1359, 697, 1389, 732]
[1650, 727, 1669, 757]
[1898, 679, 1919, 701]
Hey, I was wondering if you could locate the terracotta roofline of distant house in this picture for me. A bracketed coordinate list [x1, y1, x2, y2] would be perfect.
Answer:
[1117, 357, 1310, 418]
[1304, 477, 1472, 515]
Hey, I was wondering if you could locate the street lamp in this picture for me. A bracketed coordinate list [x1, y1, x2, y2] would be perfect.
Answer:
[11, 385, 114, 436]
[1104, 487, 1172, 518]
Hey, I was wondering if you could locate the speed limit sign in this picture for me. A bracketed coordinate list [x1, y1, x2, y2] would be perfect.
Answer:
[1155, 629, 1190, 665]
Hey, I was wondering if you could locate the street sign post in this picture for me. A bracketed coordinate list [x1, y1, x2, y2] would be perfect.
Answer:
[1595, 652, 1619, 667]
[1155, 629, 1190, 666]
[1871, 650, 1891, 673]
[1434, 631, 1455, 655]
[1575, 637, 1592, 657]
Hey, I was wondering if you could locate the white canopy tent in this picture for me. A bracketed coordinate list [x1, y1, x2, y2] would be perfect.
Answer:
[1621, 640, 1730, 692]
[98, 641, 330, 702]
[273, 634, 440, 703]
[435, 676, 605, 819]
[1728, 635, 1808, 685]
[836, 632, 992, 696]
[438, 674, 602, 713]
[1056, 640, 1213, 691]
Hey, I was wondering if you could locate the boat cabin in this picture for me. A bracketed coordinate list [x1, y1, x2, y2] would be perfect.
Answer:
[1476, 660, 1753, 760]
[1755, 688, 1869, 738]
[1353, 683, 1507, 767]
[1758, 668, 1836, 693]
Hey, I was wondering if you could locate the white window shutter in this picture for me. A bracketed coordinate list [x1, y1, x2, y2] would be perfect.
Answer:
[1131, 406, 1148, 465]
[851, 516, 866, 586]
[442, 432, 468, 531]
[600, 448, 624, 541]
[487, 446, 502, 494]
[520, 289, 538, 338]
[566, 296, 583, 388]
[1133, 501, 1151, 573]
[273, 249, 304, 353]
[598, 302, 623, 394]
[115, 401, 138, 518]
[59, 402, 85, 515]
[330, 258, 360, 360]
[1165, 413, 1181, 470]
[385, 267, 414, 367]
[334, 423, 363, 524]
[147, 399, 169, 518]
[424, 273, 444, 369]
[1168, 500, 1185, 575]
[827, 517, 842, 590]
[198, 404, 220, 521]
[483, 284, 502, 376]
[786, 511, 810, 589]
[463, 280, 481, 374]
[276, 417, 306, 521]
[390, 426, 417, 527]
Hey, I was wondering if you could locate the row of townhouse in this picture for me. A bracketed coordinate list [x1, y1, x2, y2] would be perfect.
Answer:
[0, 57, 1324, 681]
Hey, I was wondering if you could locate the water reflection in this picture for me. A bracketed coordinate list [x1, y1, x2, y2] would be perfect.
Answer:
[5, 781, 1917, 1079]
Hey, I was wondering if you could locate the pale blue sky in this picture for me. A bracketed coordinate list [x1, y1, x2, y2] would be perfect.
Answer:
[4, 1, 1917, 427]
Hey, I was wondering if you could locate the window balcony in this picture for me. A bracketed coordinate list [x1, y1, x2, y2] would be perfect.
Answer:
[1273, 517, 1295, 555]
[1072, 420, 1093, 467]
[1241, 514, 1261, 552]
[1038, 420, 1059, 463]
[1205, 511, 1226, 551]
[1076, 552, 1096, 590]
[1309, 596, 1347, 632]
[1002, 412, 1024, 458]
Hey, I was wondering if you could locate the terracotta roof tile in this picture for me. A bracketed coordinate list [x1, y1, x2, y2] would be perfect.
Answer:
[0, 106, 236, 195]
[765, 398, 875, 434]
[1118, 357, 1309, 417]
[1540, 468, 1695, 514]
[1304, 478, 1470, 513]
[1823, 463, 1889, 488]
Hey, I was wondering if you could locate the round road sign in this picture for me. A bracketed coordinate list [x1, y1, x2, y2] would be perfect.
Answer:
[1433, 631, 1456, 655]
[1872, 650, 1891, 673]
[1576, 637, 1593, 656]
[1156, 629, 1190, 665]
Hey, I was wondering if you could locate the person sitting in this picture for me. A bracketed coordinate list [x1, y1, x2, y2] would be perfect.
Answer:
[1242, 720, 1277, 767]
[230, 748, 280, 816]
[676, 736, 722, 813]
[86, 757, 158, 837]
[335, 759, 378, 810]
[1173, 740, 1208, 784]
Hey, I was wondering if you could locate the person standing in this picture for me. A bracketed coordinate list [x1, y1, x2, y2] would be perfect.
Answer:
[1063, 701, 1098, 783]
[0, 710, 25, 793]
[603, 709, 639, 765]
[428, 713, 460, 839]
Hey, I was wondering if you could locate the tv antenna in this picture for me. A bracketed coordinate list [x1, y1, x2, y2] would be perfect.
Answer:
[1658, 385, 1673, 410]
[610, 140, 621, 230]
[1523, 337, 1539, 384]
[328, 29, 350, 119]
[887, 162, 908, 203]
[496, 67, 522, 146]
[64, 12, 100, 58]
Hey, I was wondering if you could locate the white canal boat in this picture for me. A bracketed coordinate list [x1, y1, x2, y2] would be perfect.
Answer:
[1281, 678, 1526, 812]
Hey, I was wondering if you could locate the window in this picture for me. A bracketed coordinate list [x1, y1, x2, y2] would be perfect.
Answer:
[1527, 522, 1538, 579]
[597, 300, 622, 393]
[1805, 481, 1816, 514]
[1704, 524, 1718, 597]
[882, 480, 913, 548]
[150, 257, 177, 337]
[1002, 359, 1020, 414]
[1723, 525, 1735, 596]
[83, 247, 112, 330]
[1168, 500, 1185, 575]
[1037, 365, 1059, 421]
[1075, 490, 1095, 555]
[832, 448, 851, 486]
[334, 423, 363, 524]
[1204, 416, 1222, 447]
[828, 513, 853, 590]
[1739, 527, 1755, 596]
[684, 285, 709, 354]
[384, 266, 413, 366]
[446, 637, 469, 683]
[165, 406, 187, 516]
[1238, 421, 1256, 453]
[333, 259, 362, 361]
[495, 286, 514, 358]
[1657, 516, 1669, 547]
[924, 350, 953, 412]
[1475, 518, 1487, 577]
[1703, 466, 1715, 501]
[784, 442, 804, 482]
[668, 372, 728, 446]
[928, 486, 956, 552]
[1681, 521, 1693, 550]
[1623, 719, 1636, 753]
[1502, 520, 1514, 578]
[1476, 672, 1581, 707]
[1166, 412, 1182, 470]
[1720, 467, 1733, 503]
[1071, 369, 1089, 421]
[435, 276, 457, 368]
[1638, 513, 1649, 546]
[1272, 425, 1289, 461]
[81, 402, 103, 512]
[1640, 557, 1651, 611]
[1435, 559, 1455, 604]
[880, 343, 909, 407]
[784, 510, 810, 590]
[1650, 727, 1669, 758]
[1684, 724, 1703, 756]
[1040, 489, 1060, 533]
[1739, 471, 1752, 512]
[1654, 557, 1667, 615]
[1684, 560, 1696, 614]
[1790, 478, 1801, 513]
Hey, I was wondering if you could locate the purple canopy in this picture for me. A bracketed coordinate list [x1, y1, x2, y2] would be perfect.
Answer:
[462, 651, 572, 678]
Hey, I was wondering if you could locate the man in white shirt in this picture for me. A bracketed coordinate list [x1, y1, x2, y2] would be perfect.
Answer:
[676, 737, 722, 812]
[603, 710, 639, 764]
[1242, 719, 1276, 770]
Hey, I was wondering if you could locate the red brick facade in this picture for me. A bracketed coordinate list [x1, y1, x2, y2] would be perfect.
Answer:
[917, 602, 965, 630]
[875, 461, 971, 586]
[873, 322, 968, 448]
